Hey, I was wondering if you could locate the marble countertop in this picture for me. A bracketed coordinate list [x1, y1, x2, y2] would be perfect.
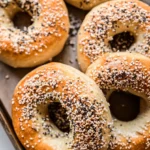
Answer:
[0, 123, 15, 150]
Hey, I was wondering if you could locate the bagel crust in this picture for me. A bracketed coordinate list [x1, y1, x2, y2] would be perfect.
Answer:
[65, 0, 110, 10]
[86, 52, 150, 150]
[77, 0, 150, 72]
[0, 0, 69, 68]
[12, 62, 112, 150]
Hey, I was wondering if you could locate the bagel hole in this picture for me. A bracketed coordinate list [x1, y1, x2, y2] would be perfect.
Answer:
[48, 102, 70, 133]
[109, 31, 135, 51]
[12, 11, 33, 31]
[108, 91, 140, 121]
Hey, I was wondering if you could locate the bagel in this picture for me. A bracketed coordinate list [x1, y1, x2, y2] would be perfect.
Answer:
[12, 62, 112, 150]
[0, 0, 69, 68]
[65, 0, 110, 10]
[77, 0, 150, 72]
[86, 52, 150, 150]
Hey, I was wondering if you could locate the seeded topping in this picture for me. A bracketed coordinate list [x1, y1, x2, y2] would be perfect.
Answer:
[12, 64, 112, 149]
[0, 0, 68, 55]
[66, 13, 82, 51]
[16, 0, 39, 16]
[87, 53, 150, 149]
[78, 0, 150, 63]
[89, 56, 150, 99]
[0, 0, 12, 7]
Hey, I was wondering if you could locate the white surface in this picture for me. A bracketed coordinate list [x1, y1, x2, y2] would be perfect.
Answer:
[0, 123, 15, 150]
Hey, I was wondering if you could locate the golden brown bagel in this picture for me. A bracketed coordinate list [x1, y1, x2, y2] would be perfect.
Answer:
[0, 0, 69, 68]
[12, 62, 112, 150]
[77, 0, 150, 72]
[65, 0, 110, 10]
[86, 52, 150, 150]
